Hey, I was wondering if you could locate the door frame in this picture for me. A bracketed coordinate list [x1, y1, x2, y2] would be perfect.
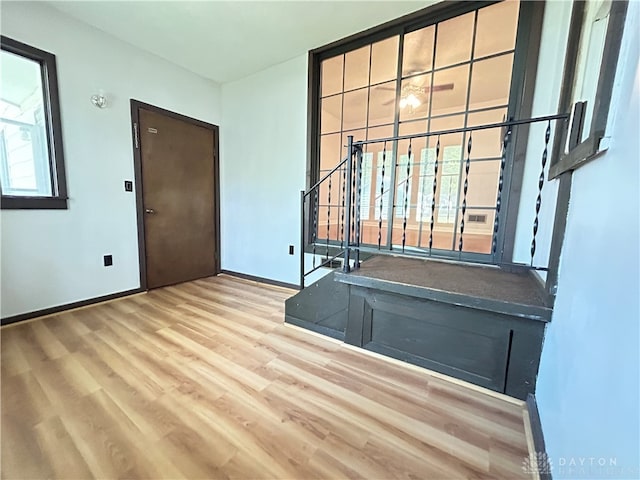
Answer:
[130, 99, 221, 291]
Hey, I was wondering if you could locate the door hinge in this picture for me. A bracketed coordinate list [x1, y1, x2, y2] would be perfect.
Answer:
[133, 122, 139, 149]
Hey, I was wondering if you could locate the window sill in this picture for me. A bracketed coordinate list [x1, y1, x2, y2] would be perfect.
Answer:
[549, 132, 606, 180]
[1, 196, 68, 210]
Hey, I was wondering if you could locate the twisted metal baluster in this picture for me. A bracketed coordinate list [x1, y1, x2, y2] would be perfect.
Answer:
[402, 139, 412, 252]
[340, 165, 346, 248]
[351, 155, 356, 249]
[459, 134, 472, 255]
[326, 173, 331, 261]
[378, 142, 387, 250]
[416, 149, 430, 248]
[531, 121, 551, 265]
[429, 136, 440, 254]
[312, 188, 318, 268]
[354, 153, 363, 271]
[493, 126, 511, 255]
[355, 151, 364, 268]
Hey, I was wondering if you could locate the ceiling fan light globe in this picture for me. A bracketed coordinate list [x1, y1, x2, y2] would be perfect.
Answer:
[406, 93, 421, 108]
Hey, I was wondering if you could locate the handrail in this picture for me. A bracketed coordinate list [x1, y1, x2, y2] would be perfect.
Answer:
[353, 113, 569, 146]
[304, 154, 349, 197]
[300, 114, 569, 288]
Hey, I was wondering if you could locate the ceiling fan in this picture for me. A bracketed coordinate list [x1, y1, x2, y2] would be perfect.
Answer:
[380, 83, 455, 108]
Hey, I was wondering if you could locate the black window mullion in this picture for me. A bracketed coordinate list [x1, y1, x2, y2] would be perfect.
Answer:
[451, 9, 480, 251]
[40, 59, 58, 196]
[364, 45, 373, 222]
[384, 30, 404, 250]
[417, 20, 440, 248]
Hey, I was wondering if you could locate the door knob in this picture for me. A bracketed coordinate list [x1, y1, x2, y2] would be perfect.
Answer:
[145, 208, 156, 214]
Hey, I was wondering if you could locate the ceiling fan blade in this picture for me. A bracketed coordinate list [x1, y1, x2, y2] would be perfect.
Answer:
[429, 83, 454, 92]
[417, 83, 455, 94]
[376, 82, 454, 105]
[376, 82, 454, 94]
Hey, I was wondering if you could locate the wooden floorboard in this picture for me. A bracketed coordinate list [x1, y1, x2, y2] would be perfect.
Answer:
[1, 274, 535, 479]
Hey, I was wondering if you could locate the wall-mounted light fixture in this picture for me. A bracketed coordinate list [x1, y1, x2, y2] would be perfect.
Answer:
[90, 91, 107, 109]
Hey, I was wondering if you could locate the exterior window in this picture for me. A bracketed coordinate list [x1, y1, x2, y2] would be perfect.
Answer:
[0, 36, 67, 209]
[313, 1, 522, 256]
[549, 0, 628, 178]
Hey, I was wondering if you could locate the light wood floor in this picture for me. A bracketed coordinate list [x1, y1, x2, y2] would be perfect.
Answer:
[1, 275, 535, 479]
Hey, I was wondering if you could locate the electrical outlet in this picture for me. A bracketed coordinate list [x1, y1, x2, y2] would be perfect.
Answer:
[103, 254, 113, 267]
[289, 245, 294, 255]
[124, 180, 133, 192]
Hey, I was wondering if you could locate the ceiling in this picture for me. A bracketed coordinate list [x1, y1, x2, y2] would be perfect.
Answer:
[48, 1, 434, 84]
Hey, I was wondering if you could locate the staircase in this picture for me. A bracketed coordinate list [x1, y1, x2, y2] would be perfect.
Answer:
[286, 115, 566, 400]
[285, 270, 348, 340]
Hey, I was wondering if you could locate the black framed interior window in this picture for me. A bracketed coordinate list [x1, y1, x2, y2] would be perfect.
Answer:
[306, 0, 538, 259]
[0, 36, 67, 209]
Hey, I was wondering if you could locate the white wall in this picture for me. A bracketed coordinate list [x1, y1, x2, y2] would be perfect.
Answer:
[536, 2, 640, 475]
[0, 2, 221, 318]
[512, 1, 572, 270]
[220, 55, 307, 285]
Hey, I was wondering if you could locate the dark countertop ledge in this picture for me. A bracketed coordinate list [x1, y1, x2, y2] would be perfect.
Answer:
[335, 255, 553, 322]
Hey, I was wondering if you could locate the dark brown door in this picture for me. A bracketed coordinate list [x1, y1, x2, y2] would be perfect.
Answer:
[138, 107, 218, 289]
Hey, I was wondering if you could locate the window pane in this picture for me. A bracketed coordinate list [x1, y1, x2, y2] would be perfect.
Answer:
[398, 118, 427, 137]
[371, 36, 399, 85]
[454, 208, 496, 254]
[399, 73, 432, 122]
[320, 133, 341, 172]
[337, 126, 366, 236]
[373, 147, 393, 220]
[430, 114, 465, 136]
[342, 88, 368, 131]
[429, 114, 464, 246]
[317, 174, 341, 242]
[0, 50, 52, 197]
[366, 124, 394, 144]
[398, 122, 429, 240]
[430, 65, 469, 117]
[469, 53, 514, 110]
[459, 160, 501, 209]
[398, 132, 428, 227]
[344, 46, 370, 91]
[321, 55, 344, 97]
[394, 138, 414, 219]
[389, 123, 429, 249]
[475, 1, 519, 58]
[321, 94, 342, 134]
[403, 25, 435, 76]
[434, 12, 474, 69]
[362, 124, 394, 246]
[437, 145, 462, 224]
[467, 108, 508, 159]
[416, 145, 436, 223]
[369, 81, 396, 127]
[467, 107, 507, 125]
